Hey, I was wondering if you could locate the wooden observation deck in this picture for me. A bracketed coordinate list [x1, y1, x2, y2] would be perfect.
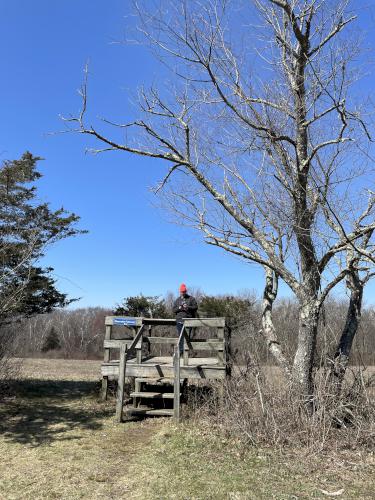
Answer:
[100, 316, 231, 422]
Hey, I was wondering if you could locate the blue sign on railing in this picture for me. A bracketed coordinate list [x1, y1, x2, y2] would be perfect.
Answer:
[113, 317, 137, 326]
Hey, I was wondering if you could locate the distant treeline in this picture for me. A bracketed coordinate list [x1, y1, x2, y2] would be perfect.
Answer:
[9, 292, 375, 366]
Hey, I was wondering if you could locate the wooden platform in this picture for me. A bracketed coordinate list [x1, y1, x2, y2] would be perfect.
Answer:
[100, 316, 231, 422]
[102, 356, 226, 380]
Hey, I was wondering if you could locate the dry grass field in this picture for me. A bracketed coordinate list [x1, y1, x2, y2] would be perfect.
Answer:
[0, 358, 374, 499]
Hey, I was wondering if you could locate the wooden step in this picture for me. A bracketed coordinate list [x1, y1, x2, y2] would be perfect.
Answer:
[135, 377, 183, 384]
[130, 391, 174, 399]
[125, 407, 174, 417]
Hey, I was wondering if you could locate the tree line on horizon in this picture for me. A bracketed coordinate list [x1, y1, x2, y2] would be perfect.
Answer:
[9, 293, 375, 368]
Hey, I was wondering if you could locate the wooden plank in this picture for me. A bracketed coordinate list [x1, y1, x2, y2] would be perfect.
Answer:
[135, 377, 180, 384]
[127, 325, 146, 357]
[183, 318, 225, 328]
[105, 316, 143, 327]
[183, 340, 189, 366]
[102, 362, 226, 381]
[125, 408, 174, 417]
[173, 346, 180, 422]
[103, 339, 134, 349]
[130, 392, 174, 399]
[115, 344, 127, 423]
[225, 326, 233, 377]
[183, 327, 191, 366]
[144, 337, 224, 350]
[145, 326, 152, 358]
[141, 318, 176, 326]
[185, 340, 224, 351]
[144, 337, 178, 345]
[101, 325, 112, 401]
[105, 317, 225, 327]
[105, 317, 177, 326]
[134, 326, 144, 408]
[106, 355, 220, 366]
[136, 331, 143, 364]
[217, 350, 224, 364]
[217, 326, 224, 340]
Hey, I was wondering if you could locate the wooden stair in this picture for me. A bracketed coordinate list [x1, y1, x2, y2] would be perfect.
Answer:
[135, 377, 183, 384]
[126, 408, 174, 417]
[125, 376, 180, 418]
[130, 391, 175, 399]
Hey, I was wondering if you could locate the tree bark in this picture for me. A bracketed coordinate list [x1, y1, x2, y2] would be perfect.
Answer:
[332, 271, 363, 387]
[261, 268, 292, 380]
[293, 299, 320, 409]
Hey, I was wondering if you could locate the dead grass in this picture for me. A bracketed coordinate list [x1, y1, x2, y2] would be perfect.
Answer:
[18, 357, 102, 381]
[0, 358, 374, 499]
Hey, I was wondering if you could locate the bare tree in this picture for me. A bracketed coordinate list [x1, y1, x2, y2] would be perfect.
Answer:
[65, 0, 375, 405]
[331, 228, 375, 386]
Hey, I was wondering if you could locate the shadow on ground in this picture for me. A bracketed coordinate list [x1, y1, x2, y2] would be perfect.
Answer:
[0, 379, 113, 447]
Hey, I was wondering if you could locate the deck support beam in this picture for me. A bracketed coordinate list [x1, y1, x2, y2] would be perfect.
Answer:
[101, 325, 112, 401]
[116, 344, 128, 422]
[173, 346, 181, 422]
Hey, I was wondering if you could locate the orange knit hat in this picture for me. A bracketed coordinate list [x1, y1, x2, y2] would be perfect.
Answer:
[179, 283, 187, 292]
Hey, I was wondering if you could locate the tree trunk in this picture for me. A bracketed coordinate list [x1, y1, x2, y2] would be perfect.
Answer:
[332, 272, 363, 387]
[261, 268, 292, 381]
[293, 299, 320, 410]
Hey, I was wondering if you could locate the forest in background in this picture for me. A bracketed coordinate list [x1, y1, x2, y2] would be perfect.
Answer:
[8, 292, 375, 367]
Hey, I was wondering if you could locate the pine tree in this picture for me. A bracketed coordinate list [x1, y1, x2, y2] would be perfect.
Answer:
[41, 326, 61, 352]
[0, 152, 85, 324]
[114, 295, 167, 318]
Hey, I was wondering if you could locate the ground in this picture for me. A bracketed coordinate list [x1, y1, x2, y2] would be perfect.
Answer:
[0, 359, 374, 499]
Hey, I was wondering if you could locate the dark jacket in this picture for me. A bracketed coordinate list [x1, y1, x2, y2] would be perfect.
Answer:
[173, 294, 198, 321]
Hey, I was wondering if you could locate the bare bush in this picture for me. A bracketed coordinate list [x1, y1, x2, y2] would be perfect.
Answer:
[188, 361, 375, 452]
[0, 326, 21, 393]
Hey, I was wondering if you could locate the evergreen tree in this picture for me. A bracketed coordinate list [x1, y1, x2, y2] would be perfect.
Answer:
[199, 295, 255, 330]
[41, 326, 61, 352]
[114, 294, 167, 318]
[0, 152, 85, 324]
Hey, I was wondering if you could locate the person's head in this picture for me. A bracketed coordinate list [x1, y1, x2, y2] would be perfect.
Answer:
[179, 283, 187, 296]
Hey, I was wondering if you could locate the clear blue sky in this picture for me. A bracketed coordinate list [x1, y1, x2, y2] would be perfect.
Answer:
[0, 1, 374, 309]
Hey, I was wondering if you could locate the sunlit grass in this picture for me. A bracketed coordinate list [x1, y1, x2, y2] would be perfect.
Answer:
[0, 359, 373, 499]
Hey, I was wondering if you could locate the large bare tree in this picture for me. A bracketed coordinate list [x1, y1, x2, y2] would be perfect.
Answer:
[66, 0, 375, 405]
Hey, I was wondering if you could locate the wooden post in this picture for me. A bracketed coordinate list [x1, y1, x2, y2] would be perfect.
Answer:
[217, 325, 225, 365]
[101, 325, 112, 400]
[183, 328, 190, 366]
[146, 325, 152, 358]
[136, 328, 143, 364]
[217, 326, 224, 339]
[173, 346, 181, 422]
[116, 344, 127, 423]
[134, 328, 143, 408]
[225, 326, 232, 378]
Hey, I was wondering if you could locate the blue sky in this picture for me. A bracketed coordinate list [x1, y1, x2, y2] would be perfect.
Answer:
[0, 1, 374, 309]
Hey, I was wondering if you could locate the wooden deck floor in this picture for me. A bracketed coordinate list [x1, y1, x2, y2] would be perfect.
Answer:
[102, 355, 226, 380]
[128, 356, 220, 366]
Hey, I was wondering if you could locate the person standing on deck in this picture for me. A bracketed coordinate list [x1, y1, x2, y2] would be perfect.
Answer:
[173, 284, 198, 354]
